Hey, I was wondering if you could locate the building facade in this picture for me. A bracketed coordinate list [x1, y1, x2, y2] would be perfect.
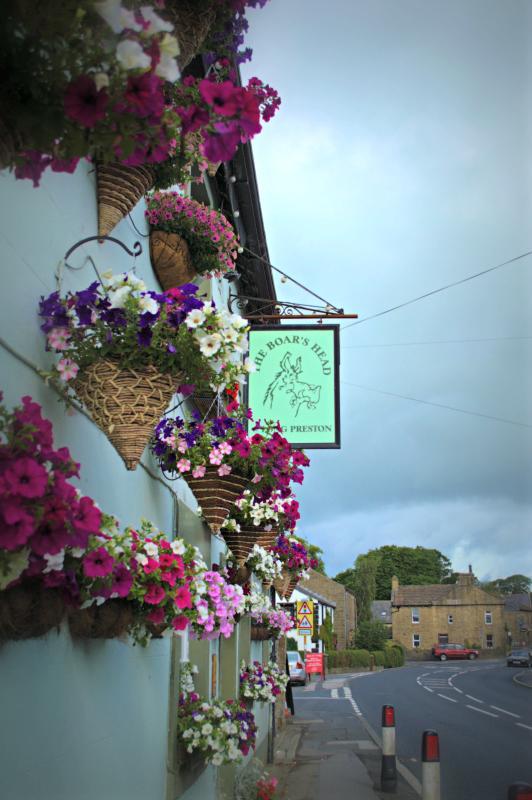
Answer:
[391, 572, 506, 656]
[286, 570, 357, 651]
[504, 593, 532, 649]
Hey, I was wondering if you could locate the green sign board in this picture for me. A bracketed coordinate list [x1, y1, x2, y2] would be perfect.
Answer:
[247, 325, 340, 448]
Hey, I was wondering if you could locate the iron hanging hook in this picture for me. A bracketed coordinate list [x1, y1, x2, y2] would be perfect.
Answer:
[63, 235, 143, 270]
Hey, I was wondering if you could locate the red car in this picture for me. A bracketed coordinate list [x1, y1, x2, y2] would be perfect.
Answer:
[431, 643, 479, 661]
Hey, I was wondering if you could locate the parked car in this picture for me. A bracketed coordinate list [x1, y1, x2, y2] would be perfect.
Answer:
[431, 643, 479, 661]
[507, 649, 532, 668]
[287, 651, 308, 685]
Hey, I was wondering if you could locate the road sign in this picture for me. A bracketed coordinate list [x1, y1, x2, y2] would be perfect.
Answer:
[296, 599, 314, 636]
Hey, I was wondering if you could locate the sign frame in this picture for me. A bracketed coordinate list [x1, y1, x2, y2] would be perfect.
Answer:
[246, 324, 341, 449]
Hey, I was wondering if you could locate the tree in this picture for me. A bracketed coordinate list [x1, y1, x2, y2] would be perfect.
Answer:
[481, 574, 531, 596]
[355, 620, 388, 651]
[366, 545, 453, 600]
[335, 556, 377, 623]
[319, 611, 336, 652]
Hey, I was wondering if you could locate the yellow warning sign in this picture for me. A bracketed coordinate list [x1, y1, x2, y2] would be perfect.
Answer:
[296, 599, 314, 636]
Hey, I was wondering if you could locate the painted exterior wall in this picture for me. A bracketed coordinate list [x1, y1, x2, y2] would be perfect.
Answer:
[0, 165, 271, 800]
[289, 570, 357, 650]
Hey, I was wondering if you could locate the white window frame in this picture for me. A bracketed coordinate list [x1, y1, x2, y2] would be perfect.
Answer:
[412, 633, 421, 648]
[448, 614, 453, 624]
[412, 607, 420, 624]
[485, 610, 492, 625]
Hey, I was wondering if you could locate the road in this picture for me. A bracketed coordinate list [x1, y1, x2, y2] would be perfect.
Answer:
[293, 660, 532, 799]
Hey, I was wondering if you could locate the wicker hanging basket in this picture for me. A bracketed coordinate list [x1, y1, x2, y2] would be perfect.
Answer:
[250, 623, 272, 642]
[183, 467, 249, 533]
[273, 571, 291, 600]
[231, 564, 251, 586]
[68, 600, 135, 639]
[191, 391, 221, 421]
[74, 359, 182, 470]
[261, 578, 273, 593]
[96, 163, 155, 236]
[254, 527, 278, 551]
[0, 582, 64, 640]
[165, 0, 218, 69]
[149, 230, 196, 289]
[284, 575, 300, 600]
[221, 526, 261, 568]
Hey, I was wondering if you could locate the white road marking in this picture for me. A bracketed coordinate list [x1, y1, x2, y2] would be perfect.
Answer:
[465, 694, 484, 704]
[331, 689, 338, 699]
[490, 706, 520, 718]
[437, 693, 458, 703]
[343, 687, 352, 698]
[466, 704, 498, 718]
[424, 687, 434, 693]
[453, 688, 464, 694]
[516, 723, 532, 732]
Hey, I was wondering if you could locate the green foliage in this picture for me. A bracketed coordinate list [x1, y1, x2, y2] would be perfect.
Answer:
[334, 567, 357, 593]
[371, 650, 386, 667]
[355, 620, 388, 651]
[286, 637, 299, 652]
[384, 646, 405, 668]
[327, 649, 372, 669]
[335, 557, 376, 622]
[481, 574, 531, 596]
[318, 611, 335, 651]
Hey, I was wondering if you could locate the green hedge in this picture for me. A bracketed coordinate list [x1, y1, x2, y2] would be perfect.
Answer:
[327, 646, 405, 670]
[327, 649, 372, 669]
[371, 650, 386, 667]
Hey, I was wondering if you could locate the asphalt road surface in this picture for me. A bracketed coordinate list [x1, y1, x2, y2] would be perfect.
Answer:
[293, 661, 532, 799]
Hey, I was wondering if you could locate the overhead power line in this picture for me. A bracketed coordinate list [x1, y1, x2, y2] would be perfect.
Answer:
[341, 249, 532, 331]
[341, 335, 532, 349]
[341, 380, 532, 429]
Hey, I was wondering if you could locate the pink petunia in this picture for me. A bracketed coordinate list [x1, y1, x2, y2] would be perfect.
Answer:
[147, 607, 165, 625]
[192, 465, 206, 478]
[217, 464, 232, 476]
[83, 547, 115, 578]
[47, 327, 71, 351]
[144, 583, 166, 605]
[57, 358, 79, 382]
[172, 615, 189, 631]
[0, 501, 35, 550]
[175, 585, 193, 610]
[64, 75, 108, 128]
[3, 457, 48, 498]
[110, 564, 133, 598]
[177, 458, 191, 473]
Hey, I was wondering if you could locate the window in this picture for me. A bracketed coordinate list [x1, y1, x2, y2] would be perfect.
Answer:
[448, 614, 453, 624]
[438, 633, 449, 645]
[486, 634, 493, 649]
[413, 634, 421, 648]
[485, 611, 492, 625]
[412, 607, 420, 624]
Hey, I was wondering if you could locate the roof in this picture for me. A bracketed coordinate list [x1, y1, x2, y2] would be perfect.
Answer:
[296, 585, 336, 608]
[371, 600, 392, 624]
[392, 583, 505, 607]
[504, 593, 532, 612]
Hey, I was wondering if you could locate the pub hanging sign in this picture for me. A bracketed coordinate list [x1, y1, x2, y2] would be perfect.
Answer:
[246, 325, 340, 449]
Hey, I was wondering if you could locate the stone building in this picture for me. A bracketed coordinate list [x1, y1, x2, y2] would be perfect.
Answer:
[371, 600, 393, 638]
[504, 593, 532, 649]
[391, 571, 506, 656]
[287, 569, 357, 651]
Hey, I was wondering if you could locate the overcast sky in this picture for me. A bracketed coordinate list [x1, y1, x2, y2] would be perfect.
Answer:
[242, 0, 532, 581]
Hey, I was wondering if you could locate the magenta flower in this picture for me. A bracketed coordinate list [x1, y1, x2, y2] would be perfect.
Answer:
[0, 502, 35, 550]
[71, 496, 102, 535]
[200, 124, 241, 163]
[30, 523, 70, 556]
[175, 585, 193, 610]
[124, 73, 164, 118]
[172, 615, 189, 631]
[144, 583, 166, 604]
[147, 607, 165, 624]
[199, 79, 241, 116]
[3, 457, 48, 498]
[83, 547, 115, 578]
[64, 76, 108, 128]
[110, 564, 133, 598]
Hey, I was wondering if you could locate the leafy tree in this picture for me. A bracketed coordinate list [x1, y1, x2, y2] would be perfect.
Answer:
[286, 637, 299, 652]
[335, 557, 376, 623]
[319, 611, 336, 651]
[367, 545, 452, 600]
[481, 574, 531, 596]
[355, 620, 388, 651]
[334, 567, 357, 593]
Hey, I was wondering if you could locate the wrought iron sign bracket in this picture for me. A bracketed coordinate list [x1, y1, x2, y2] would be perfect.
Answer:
[228, 293, 358, 323]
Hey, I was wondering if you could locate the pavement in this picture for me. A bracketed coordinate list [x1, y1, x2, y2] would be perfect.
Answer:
[271, 674, 418, 800]
[513, 668, 532, 688]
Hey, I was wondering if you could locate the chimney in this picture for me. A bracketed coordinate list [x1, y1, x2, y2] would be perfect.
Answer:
[391, 575, 399, 592]
[468, 564, 472, 574]
[457, 572, 474, 587]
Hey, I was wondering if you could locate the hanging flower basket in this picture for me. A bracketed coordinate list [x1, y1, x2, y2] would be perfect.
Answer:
[165, 0, 218, 69]
[221, 525, 263, 568]
[183, 467, 249, 533]
[250, 623, 272, 641]
[68, 599, 135, 639]
[273, 571, 291, 600]
[149, 230, 196, 289]
[191, 391, 219, 421]
[74, 359, 182, 470]
[261, 579, 273, 593]
[0, 583, 64, 641]
[97, 163, 155, 237]
[284, 575, 300, 599]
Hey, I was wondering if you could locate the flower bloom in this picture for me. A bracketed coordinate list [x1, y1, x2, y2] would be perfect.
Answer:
[64, 75, 108, 128]
[56, 358, 79, 382]
[47, 328, 71, 351]
[144, 583, 167, 605]
[177, 458, 191, 473]
[3, 457, 48, 498]
[83, 547, 115, 578]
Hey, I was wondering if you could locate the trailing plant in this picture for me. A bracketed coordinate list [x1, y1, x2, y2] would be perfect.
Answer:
[240, 659, 288, 703]
[178, 661, 257, 766]
[39, 271, 251, 392]
[0, 394, 102, 592]
[152, 413, 309, 494]
[245, 591, 294, 638]
[222, 489, 300, 533]
[244, 544, 283, 584]
[0, 0, 182, 185]
[269, 534, 318, 579]
[146, 191, 238, 277]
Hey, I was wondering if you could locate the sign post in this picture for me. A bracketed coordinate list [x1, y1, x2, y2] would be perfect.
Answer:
[247, 325, 340, 448]
[296, 599, 314, 638]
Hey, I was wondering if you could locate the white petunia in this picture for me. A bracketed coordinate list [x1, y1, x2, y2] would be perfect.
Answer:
[108, 285, 132, 308]
[198, 334, 222, 357]
[95, 0, 142, 33]
[139, 294, 159, 315]
[201, 723, 213, 735]
[243, 357, 256, 373]
[170, 539, 185, 555]
[186, 308, 206, 328]
[43, 550, 65, 573]
[155, 54, 180, 83]
[136, 553, 148, 566]
[116, 40, 151, 71]
[144, 542, 158, 557]
[140, 5, 174, 32]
